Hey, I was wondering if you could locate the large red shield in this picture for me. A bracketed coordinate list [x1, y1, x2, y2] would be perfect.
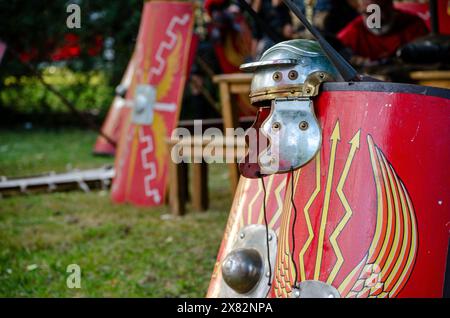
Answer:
[111, 1, 194, 206]
[209, 82, 450, 298]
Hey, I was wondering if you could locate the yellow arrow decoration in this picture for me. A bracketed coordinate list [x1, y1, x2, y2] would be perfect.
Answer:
[298, 153, 320, 281]
[327, 129, 361, 284]
[314, 120, 340, 280]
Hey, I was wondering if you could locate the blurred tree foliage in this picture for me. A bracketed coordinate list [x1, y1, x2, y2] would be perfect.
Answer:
[0, 0, 143, 81]
[0, 0, 144, 124]
[1, 68, 114, 117]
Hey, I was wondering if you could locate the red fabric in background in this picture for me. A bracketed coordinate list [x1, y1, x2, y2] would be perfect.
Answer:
[18, 33, 103, 63]
[394, 2, 430, 29]
[51, 34, 103, 61]
[337, 11, 428, 60]
[437, 0, 450, 35]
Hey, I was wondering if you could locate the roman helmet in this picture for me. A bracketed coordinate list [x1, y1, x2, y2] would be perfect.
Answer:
[239, 39, 341, 177]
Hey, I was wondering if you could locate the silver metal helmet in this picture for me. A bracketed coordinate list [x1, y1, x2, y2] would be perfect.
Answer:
[240, 39, 342, 105]
[239, 39, 342, 175]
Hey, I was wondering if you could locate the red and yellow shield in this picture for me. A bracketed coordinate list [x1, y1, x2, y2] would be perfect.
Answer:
[209, 82, 450, 298]
[111, 1, 195, 206]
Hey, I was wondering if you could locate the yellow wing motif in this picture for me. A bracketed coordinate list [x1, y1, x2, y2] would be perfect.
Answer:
[156, 33, 182, 101]
[152, 112, 168, 182]
[338, 135, 418, 298]
[152, 33, 183, 179]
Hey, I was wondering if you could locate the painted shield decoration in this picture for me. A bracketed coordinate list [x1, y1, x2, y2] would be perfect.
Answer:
[209, 82, 450, 298]
[272, 83, 450, 298]
[111, 2, 194, 206]
[207, 174, 287, 297]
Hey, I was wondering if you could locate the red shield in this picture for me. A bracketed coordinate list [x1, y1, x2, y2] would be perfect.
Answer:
[209, 82, 450, 298]
[111, 2, 194, 206]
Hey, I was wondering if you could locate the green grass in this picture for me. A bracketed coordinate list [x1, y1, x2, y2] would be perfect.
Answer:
[0, 129, 231, 297]
[0, 129, 113, 177]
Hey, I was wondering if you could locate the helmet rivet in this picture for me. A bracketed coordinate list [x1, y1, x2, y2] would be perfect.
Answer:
[288, 70, 298, 80]
[272, 71, 282, 82]
[272, 122, 281, 131]
[299, 121, 309, 130]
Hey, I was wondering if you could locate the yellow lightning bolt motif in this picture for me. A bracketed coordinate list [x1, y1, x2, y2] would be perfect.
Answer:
[269, 179, 287, 231]
[247, 180, 263, 224]
[238, 178, 252, 228]
[314, 120, 340, 280]
[327, 129, 360, 284]
[258, 175, 274, 224]
[298, 153, 320, 281]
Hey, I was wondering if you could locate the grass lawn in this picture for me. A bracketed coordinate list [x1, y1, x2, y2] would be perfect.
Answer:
[0, 129, 231, 297]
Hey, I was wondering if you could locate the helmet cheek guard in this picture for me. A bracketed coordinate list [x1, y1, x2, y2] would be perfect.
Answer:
[239, 39, 341, 178]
